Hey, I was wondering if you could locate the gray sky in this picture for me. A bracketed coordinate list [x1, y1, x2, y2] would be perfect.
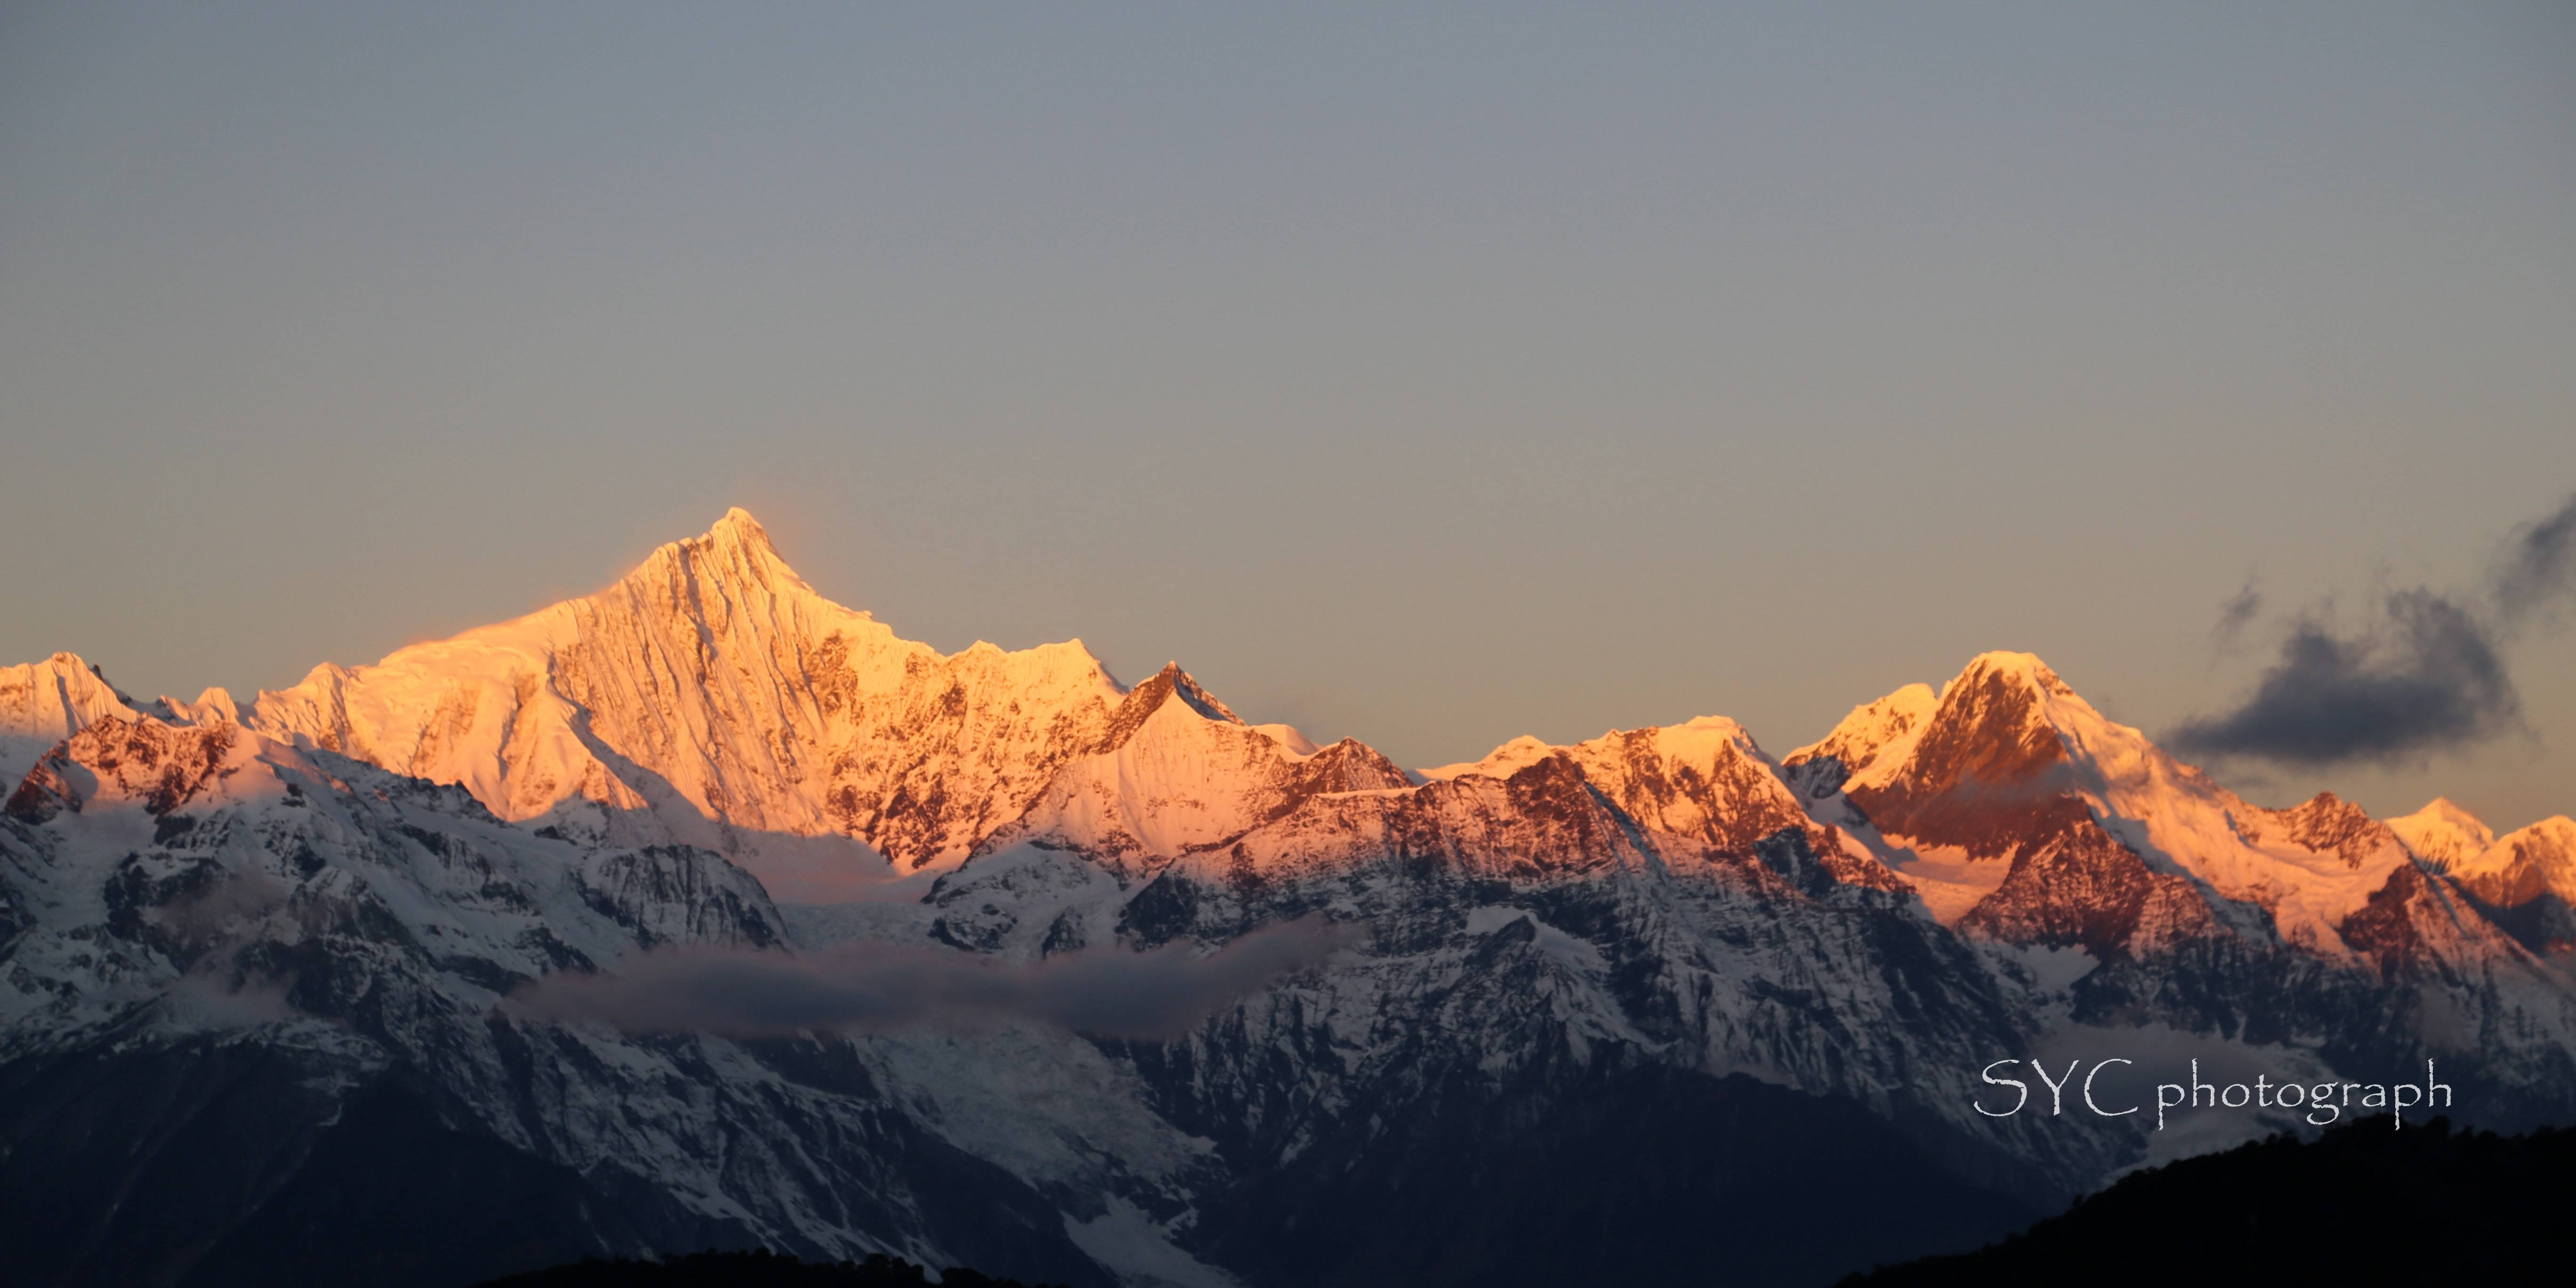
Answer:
[5, 2, 2573, 829]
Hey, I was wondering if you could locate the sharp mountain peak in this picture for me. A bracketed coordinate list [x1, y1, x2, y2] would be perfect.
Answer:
[2, 514, 2565, 915]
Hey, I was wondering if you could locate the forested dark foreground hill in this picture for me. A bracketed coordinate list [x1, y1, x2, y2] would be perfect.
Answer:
[1842, 1117, 2576, 1285]
[476, 1250, 1062, 1288]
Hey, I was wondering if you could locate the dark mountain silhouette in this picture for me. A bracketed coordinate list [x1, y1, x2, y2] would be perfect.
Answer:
[1841, 1117, 2576, 1285]
[475, 1250, 1059, 1288]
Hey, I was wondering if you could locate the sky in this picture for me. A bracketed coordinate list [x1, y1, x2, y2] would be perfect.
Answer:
[4, 2, 2573, 830]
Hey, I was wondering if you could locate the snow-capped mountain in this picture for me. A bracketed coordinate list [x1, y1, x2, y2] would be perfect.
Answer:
[2388, 798, 2498, 871]
[2453, 818, 2576, 908]
[2412, 808, 2576, 956]
[5, 509, 2573, 1288]
[0, 712, 1146, 1288]
[1787, 652, 2421, 958]
[197, 510, 1138, 898]
[0, 652, 143, 785]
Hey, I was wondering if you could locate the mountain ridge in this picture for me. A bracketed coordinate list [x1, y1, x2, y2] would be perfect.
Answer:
[8, 509, 2567, 975]
[5, 507, 2575, 1288]
[14, 512, 2563, 858]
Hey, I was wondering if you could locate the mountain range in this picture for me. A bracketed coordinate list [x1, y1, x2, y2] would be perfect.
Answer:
[4, 509, 2572, 1288]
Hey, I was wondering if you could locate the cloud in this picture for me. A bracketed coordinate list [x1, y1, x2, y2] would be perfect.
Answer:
[2173, 490, 2576, 770]
[2495, 491, 2576, 624]
[2169, 590, 2517, 767]
[2212, 577, 2262, 651]
[166, 971, 301, 1030]
[505, 915, 1359, 1040]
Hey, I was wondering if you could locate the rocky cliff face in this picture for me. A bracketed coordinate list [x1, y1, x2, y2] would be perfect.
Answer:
[5, 510, 2574, 1288]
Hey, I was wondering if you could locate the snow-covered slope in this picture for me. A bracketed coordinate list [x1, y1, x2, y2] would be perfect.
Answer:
[0, 653, 141, 786]
[2388, 798, 2499, 870]
[1783, 652, 2423, 960]
[2442, 817, 2576, 955]
[2450, 818, 2576, 907]
[0, 709, 1163, 1287]
[1786, 682, 1937, 786]
[968, 663, 1411, 883]
[214, 511, 1162, 897]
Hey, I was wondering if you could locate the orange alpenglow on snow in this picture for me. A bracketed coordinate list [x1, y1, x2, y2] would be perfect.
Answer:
[2, 508, 2557, 967]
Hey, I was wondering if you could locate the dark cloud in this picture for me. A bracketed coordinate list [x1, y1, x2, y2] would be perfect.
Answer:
[505, 915, 1359, 1040]
[2170, 590, 2517, 768]
[2496, 491, 2576, 624]
[2174, 490, 2574, 769]
[2212, 577, 2262, 651]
